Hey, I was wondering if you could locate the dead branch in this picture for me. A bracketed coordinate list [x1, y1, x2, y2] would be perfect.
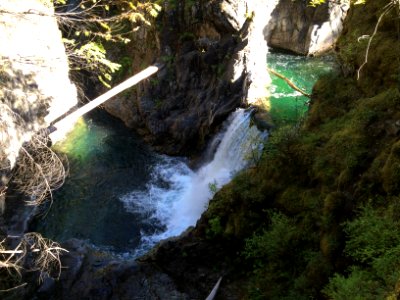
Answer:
[0, 282, 27, 293]
[23, 233, 68, 281]
[11, 133, 67, 207]
[0, 233, 68, 285]
[357, 5, 392, 80]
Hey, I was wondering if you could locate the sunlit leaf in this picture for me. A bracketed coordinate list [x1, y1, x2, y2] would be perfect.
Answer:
[98, 75, 111, 88]
[354, 0, 366, 4]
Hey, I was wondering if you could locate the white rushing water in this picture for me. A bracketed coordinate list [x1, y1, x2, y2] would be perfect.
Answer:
[120, 109, 267, 255]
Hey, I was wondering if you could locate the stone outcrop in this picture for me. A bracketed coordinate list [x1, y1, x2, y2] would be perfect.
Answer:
[0, 0, 77, 190]
[32, 234, 234, 300]
[0, 0, 77, 266]
[33, 239, 190, 300]
[104, 0, 273, 155]
[265, 0, 349, 55]
[104, 0, 349, 155]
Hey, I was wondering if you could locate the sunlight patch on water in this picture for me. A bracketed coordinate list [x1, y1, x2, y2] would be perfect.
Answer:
[53, 117, 109, 161]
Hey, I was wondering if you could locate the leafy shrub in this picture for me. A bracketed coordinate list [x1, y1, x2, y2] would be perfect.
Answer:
[344, 204, 400, 263]
[324, 267, 383, 300]
[324, 203, 400, 299]
[244, 211, 298, 263]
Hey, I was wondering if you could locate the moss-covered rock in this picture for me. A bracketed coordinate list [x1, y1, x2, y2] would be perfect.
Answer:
[382, 140, 400, 194]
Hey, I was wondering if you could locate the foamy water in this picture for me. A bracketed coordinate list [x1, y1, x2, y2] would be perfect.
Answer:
[120, 109, 267, 255]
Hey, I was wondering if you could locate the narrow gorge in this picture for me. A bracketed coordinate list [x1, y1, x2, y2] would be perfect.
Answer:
[1, 0, 399, 299]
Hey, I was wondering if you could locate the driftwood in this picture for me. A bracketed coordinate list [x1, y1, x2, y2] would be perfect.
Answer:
[267, 67, 311, 98]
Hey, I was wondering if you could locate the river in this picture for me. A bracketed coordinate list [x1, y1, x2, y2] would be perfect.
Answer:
[32, 52, 337, 257]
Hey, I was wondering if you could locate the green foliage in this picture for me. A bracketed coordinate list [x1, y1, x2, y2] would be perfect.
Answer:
[323, 267, 383, 300]
[244, 211, 298, 264]
[154, 98, 163, 109]
[242, 210, 326, 299]
[208, 180, 218, 195]
[113, 56, 134, 81]
[263, 124, 300, 160]
[206, 217, 223, 237]
[344, 204, 400, 263]
[56, 0, 162, 87]
[243, 212, 300, 298]
[161, 54, 175, 70]
[149, 78, 159, 86]
[324, 203, 400, 299]
[66, 39, 121, 88]
[382, 140, 400, 194]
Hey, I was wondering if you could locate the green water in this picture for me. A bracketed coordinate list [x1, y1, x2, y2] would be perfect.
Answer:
[32, 110, 164, 253]
[268, 51, 338, 125]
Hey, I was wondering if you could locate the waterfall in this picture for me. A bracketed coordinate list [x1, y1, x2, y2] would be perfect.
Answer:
[120, 109, 267, 255]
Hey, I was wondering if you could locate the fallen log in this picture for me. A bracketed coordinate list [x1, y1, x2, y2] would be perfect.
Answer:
[267, 67, 311, 98]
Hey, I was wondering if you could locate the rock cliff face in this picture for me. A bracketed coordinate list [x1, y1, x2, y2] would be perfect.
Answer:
[0, 0, 77, 190]
[104, 0, 347, 155]
[266, 0, 349, 55]
[104, 0, 273, 155]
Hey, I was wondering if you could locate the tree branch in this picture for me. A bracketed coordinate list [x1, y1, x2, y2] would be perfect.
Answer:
[357, 6, 391, 80]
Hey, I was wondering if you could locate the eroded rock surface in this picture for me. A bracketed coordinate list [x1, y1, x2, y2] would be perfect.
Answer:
[35, 239, 190, 300]
[265, 0, 349, 55]
[0, 0, 77, 189]
[104, 0, 272, 155]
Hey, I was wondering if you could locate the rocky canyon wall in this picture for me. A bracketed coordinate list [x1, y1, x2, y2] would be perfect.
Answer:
[0, 0, 77, 203]
[104, 0, 274, 155]
[266, 0, 349, 55]
[104, 0, 347, 155]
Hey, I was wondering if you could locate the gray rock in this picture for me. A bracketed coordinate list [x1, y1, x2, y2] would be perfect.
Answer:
[37, 239, 190, 300]
[265, 0, 349, 55]
[104, 0, 271, 156]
